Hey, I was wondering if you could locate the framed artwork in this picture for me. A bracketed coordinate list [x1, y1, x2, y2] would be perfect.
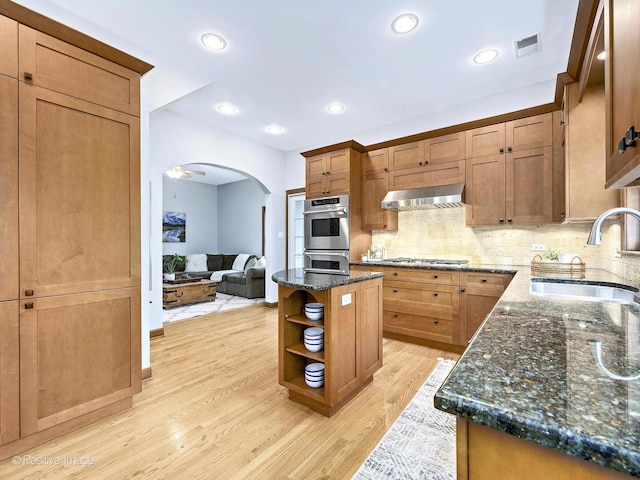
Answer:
[162, 211, 186, 242]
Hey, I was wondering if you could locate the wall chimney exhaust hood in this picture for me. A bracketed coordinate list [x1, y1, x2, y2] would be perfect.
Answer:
[381, 183, 465, 210]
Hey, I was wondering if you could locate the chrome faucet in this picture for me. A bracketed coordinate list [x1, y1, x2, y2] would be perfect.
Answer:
[587, 207, 640, 245]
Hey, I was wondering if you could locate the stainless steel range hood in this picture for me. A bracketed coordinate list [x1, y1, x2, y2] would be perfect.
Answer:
[381, 183, 465, 210]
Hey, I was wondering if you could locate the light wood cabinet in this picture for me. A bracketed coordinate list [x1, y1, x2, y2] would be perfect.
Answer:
[0, 302, 19, 446]
[466, 114, 554, 226]
[388, 159, 465, 190]
[278, 277, 383, 417]
[0, 75, 19, 302]
[604, 0, 640, 189]
[0, 4, 149, 461]
[425, 132, 466, 164]
[459, 272, 513, 345]
[0, 15, 17, 78]
[388, 141, 424, 170]
[561, 82, 619, 221]
[305, 148, 355, 198]
[361, 148, 398, 231]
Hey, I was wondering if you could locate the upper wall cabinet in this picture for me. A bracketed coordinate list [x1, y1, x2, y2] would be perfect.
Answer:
[604, 0, 640, 188]
[361, 148, 397, 231]
[305, 148, 357, 199]
[465, 124, 506, 158]
[19, 25, 141, 116]
[0, 15, 17, 78]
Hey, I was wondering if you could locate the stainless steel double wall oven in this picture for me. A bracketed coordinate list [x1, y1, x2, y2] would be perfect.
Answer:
[303, 195, 350, 275]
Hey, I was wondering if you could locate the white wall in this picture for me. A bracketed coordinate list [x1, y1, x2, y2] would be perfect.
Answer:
[145, 110, 288, 363]
[218, 179, 265, 255]
[162, 177, 218, 255]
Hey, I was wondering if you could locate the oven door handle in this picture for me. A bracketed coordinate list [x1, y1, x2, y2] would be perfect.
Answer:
[302, 207, 347, 216]
[304, 249, 350, 258]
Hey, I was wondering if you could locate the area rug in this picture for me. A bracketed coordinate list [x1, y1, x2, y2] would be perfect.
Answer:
[162, 293, 264, 323]
[353, 358, 457, 480]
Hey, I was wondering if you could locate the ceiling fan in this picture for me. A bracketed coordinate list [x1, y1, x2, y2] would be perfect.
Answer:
[165, 166, 206, 179]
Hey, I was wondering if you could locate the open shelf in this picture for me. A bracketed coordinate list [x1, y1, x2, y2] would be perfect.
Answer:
[285, 343, 325, 362]
[284, 313, 324, 327]
[284, 374, 325, 399]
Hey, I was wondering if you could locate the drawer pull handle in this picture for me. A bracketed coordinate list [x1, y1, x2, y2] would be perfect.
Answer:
[482, 278, 487, 282]
[24, 72, 33, 80]
[393, 272, 398, 276]
[460, 288, 466, 292]
[434, 320, 439, 324]
[24, 302, 34, 309]
[25, 289, 34, 296]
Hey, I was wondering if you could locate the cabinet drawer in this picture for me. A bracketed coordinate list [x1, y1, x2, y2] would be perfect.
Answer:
[381, 267, 459, 285]
[461, 272, 513, 291]
[384, 310, 454, 344]
[384, 282, 458, 314]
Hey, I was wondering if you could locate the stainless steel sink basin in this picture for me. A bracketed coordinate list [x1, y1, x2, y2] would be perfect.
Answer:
[530, 280, 637, 304]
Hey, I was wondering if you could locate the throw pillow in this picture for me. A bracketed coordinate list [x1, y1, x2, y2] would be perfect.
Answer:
[232, 253, 253, 271]
[244, 257, 257, 273]
[207, 254, 223, 271]
[255, 256, 266, 267]
[222, 254, 237, 270]
[185, 253, 207, 272]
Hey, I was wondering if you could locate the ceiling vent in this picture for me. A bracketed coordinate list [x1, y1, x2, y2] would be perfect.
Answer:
[514, 34, 540, 58]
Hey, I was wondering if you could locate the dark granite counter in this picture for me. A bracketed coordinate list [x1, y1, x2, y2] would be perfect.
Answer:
[433, 266, 640, 477]
[351, 259, 517, 275]
[271, 268, 384, 291]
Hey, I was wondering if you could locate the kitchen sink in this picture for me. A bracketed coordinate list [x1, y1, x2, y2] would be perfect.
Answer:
[530, 280, 638, 304]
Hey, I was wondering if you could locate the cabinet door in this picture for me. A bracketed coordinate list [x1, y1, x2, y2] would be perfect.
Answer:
[466, 124, 505, 158]
[328, 283, 359, 405]
[465, 154, 506, 225]
[506, 146, 553, 224]
[425, 132, 466, 165]
[505, 113, 552, 152]
[325, 172, 350, 196]
[604, 0, 640, 188]
[326, 149, 350, 176]
[306, 153, 326, 178]
[459, 287, 503, 345]
[388, 160, 465, 190]
[362, 148, 389, 175]
[362, 172, 398, 230]
[20, 288, 141, 436]
[305, 175, 326, 199]
[388, 141, 424, 170]
[19, 25, 140, 116]
[359, 278, 383, 380]
[0, 76, 19, 302]
[0, 15, 18, 78]
[19, 85, 141, 298]
[0, 301, 19, 446]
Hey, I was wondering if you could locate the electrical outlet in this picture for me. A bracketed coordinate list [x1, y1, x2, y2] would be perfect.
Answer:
[531, 244, 546, 251]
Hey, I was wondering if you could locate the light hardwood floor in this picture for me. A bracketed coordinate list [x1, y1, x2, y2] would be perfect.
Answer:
[0, 305, 459, 479]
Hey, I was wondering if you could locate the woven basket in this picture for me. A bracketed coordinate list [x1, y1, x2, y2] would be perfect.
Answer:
[531, 254, 586, 278]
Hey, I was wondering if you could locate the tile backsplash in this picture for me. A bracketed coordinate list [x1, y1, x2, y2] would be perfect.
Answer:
[371, 208, 640, 284]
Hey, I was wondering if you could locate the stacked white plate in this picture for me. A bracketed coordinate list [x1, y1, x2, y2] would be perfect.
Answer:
[304, 302, 324, 321]
[304, 327, 324, 352]
[304, 362, 325, 388]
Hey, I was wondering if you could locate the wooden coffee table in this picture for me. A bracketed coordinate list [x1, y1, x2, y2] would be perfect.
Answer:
[162, 279, 217, 309]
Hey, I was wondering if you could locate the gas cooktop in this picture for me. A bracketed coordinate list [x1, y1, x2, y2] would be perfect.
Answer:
[384, 257, 469, 265]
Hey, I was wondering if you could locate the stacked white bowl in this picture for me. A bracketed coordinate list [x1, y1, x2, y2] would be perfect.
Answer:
[304, 362, 325, 388]
[303, 327, 324, 352]
[304, 302, 324, 321]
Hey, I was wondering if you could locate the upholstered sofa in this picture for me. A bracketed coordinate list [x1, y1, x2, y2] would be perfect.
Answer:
[163, 253, 265, 299]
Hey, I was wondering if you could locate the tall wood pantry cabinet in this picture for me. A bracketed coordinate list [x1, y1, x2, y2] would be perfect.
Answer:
[0, 4, 152, 458]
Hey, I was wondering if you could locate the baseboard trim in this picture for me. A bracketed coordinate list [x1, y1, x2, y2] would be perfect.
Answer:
[142, 367, 152, 380]
[150, 327, 164, 338]
[264, 301, 278, 308]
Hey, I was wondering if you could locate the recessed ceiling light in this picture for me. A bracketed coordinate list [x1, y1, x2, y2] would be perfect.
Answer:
[391, 13, 419, 34]
[596, 51, 606, 61]
[266, 125, 284, 135]
[473, 49, 499, 64]
[327, 103, 344, 114]
[201, 33, 226, 51]
[217, 104, 236, 115]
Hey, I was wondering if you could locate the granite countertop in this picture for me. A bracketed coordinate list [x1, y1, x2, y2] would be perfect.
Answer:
[351, 259, 517, 275]
[271, 268, 384, 291]
[432, 266, 640, 477]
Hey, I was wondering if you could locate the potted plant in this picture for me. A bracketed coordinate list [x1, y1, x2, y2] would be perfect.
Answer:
[163, 254, 185, 281]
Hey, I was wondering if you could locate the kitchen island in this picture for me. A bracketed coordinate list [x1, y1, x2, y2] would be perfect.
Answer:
[434, 267, 640, 479]
[272, 269, 384, 416]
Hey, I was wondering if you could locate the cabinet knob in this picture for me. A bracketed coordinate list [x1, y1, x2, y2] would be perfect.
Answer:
[433, 292, 438, 297]
[383, 224, 387, 228]
[433, 274, 438, 279]
[499, 148, 504, 153]
[507, 218, 512, 223]
[419, 162, 423, 166]
[460, 288, 466, 292]
[499, 218, 504, 223]
[321, 172, 326, 176]
[326, 171, 330, 175]
[507, 146, 512, 152]
[384, 167, 388, 172]
[424, 160, 429, 165]
[482, 278, 487, 283]
[393, 313, 398, 318]
[434, 320, 439, 324]
[393, 289, 398, 293]
[393, 272, 398, 276]
[24, 72, 33, 80]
